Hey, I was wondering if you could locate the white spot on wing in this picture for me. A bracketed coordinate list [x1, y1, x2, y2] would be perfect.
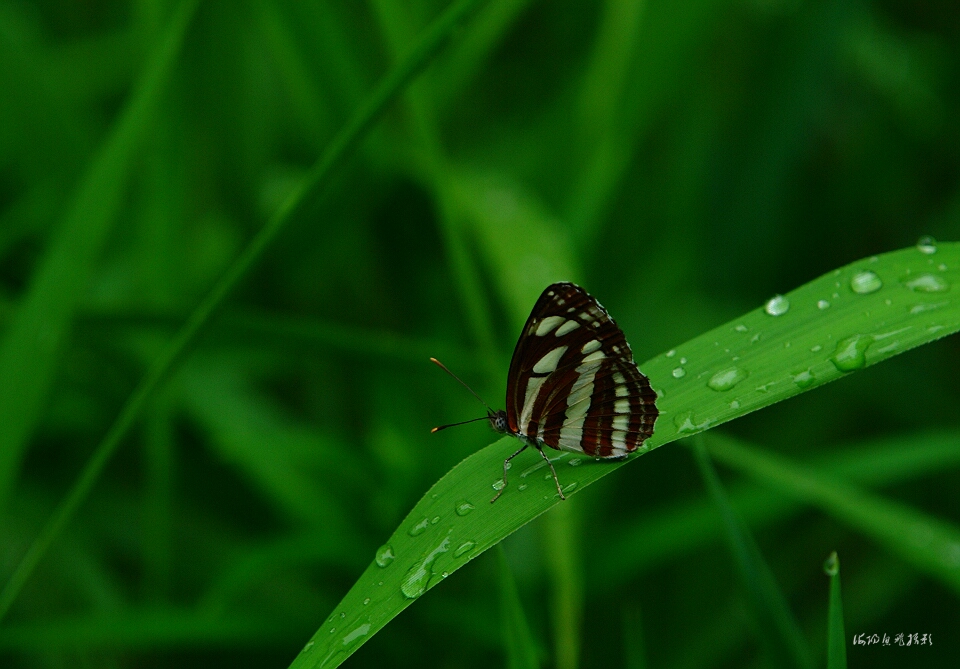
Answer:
[581, 350, 606, 363]
[565, 400, 590, 422]
[520, 376, 547, 428]
[581, 339, 601, 354]
[533, 346, 567, 374]
[611, 430, 627, 451]
[615, 385, 628, 397]
[613, 415, 629, 431]
[555, 320, 580, 336]
[614, 399, 630, 414]
[535, 316, 566, 336]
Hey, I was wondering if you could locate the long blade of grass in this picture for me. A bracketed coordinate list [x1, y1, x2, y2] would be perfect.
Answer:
[705, 435, 960, 594]
[498, 546, 541, 669]
[0, 0, 490, 623]
[824, 552, 847, 669]
[692, 439, 812, 669]
[291, 243, 960, 667]
[594, 429, 960, 588]
[0, 0, 200, 509]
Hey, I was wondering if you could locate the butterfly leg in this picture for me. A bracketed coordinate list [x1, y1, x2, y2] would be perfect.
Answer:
[536, 445, 566, 500]
[490, 443, 528, 503]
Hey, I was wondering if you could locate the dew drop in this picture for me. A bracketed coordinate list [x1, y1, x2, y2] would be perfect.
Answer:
[916, 235, 937, 254]
[342, 623, 371, 647]
[817, 299, 830, 310]
[680, 357, 688, 364]
[673, 411, 712, 435]
[567, 458, 583, 467]
[938, 263, 948, 271]
[430, 516, 440, 525]
[408, 518, 430, 537]
[764, 294, 790, 316]
[810, 344, 822, 352]
[375, 544, 395, 567]
[735, 324, 749, 332]
[672, 367, 686, 379]
[401, 537, 450, 599]
[363, 598, 370, 605]
[454, 541, 476, 558]
[904, 273, 949, 293]
[491, 479, 505, 491]
[910, 301, 948, 314]
[792, 370, 815, 389]
[561, 482, 578, 495]
[302, 641, 315, 654]
[517, 483, 528, 491]
[666, 349, 676, 358]
[823, 551, 839, 577]
[830, 334, 874, 372]
[340, 612, 345, 619]
[455, 501, 475, 516]
[729, 400, 741, 409]
[850, 271, 882, 294]
[707, 367, 748, 392]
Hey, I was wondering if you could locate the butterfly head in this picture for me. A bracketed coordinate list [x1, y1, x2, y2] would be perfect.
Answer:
[488, 409, 510, 434]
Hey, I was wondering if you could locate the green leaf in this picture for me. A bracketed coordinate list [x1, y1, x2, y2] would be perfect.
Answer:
[824, 552, 847, 669]
[289, 243, 960, 667]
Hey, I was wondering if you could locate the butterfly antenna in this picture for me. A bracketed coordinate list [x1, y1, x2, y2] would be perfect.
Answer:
[431, 416, 490, 433]
[429, 358, 495, 413]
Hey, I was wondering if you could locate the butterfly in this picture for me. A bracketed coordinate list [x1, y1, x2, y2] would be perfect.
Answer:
[432, 282, 658, 502]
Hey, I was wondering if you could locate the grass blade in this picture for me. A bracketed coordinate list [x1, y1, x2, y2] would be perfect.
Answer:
[692, 439, 812, 669]
[498, 546, 541, 669]
[0, 0, 200, 508]
[0, 0, 490, 624]
[824, 552, 847, 669]
[705, 435, 960, 594]
[292, 243, 959, 666]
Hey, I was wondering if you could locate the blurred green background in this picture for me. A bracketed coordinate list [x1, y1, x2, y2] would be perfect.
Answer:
[1, 0, 959, 667]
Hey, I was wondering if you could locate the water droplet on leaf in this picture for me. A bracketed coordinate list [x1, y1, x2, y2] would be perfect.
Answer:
[375, 544, 395, 567]
[454, 541, 476, 558]
[850, 271, 882, 294]
[408, 518, 430, 537]
[764, 294, 790, 316]
[830, 334, 874, 372]
[707, 367, 748, 392]
[817, 299, 830, 310]
[672, 367, 686, 379]
[401, 537, 450, 599]
[916, 235, 937, 254]
[455, 501, 475, 516]
[792, 370, 815, 389]
[904, 273, 949, 293]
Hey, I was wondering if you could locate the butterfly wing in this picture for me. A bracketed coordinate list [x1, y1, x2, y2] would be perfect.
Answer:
[505, 282, 658, 457]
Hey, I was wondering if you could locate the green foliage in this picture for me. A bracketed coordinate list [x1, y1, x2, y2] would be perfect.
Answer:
[1, 1, 959, 668]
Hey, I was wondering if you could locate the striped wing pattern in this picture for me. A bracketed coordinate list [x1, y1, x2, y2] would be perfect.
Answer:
[505, 283, 658, 458]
